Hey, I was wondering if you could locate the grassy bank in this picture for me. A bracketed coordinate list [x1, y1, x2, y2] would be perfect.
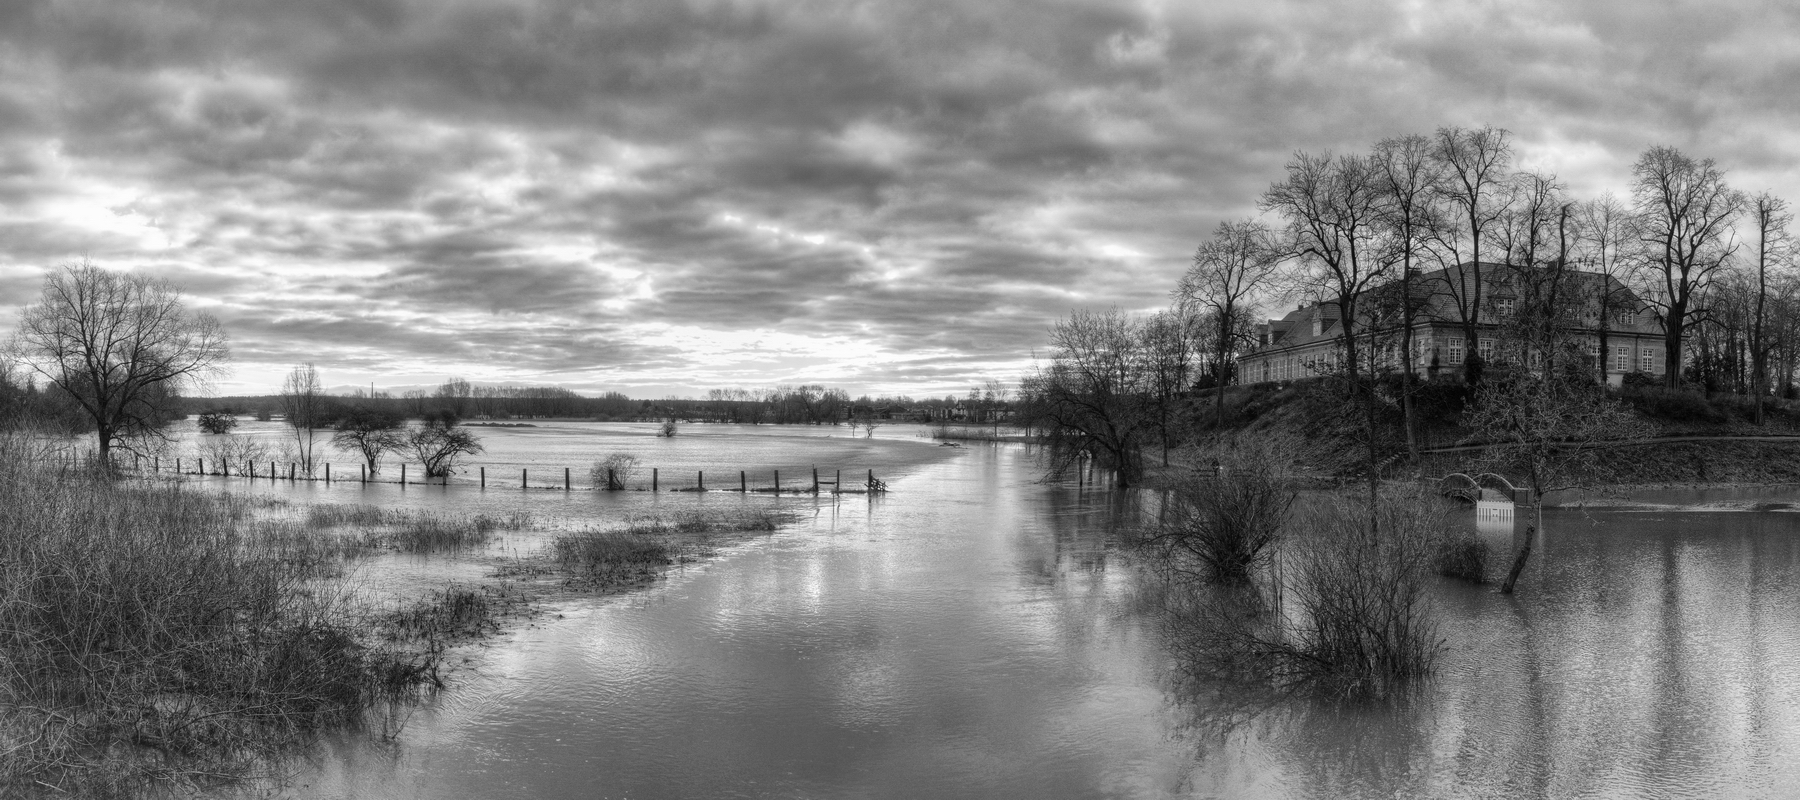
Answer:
[0, 437, 800, 797]
[0, 461, 459, 797]
[1184, 379, 1800, 488]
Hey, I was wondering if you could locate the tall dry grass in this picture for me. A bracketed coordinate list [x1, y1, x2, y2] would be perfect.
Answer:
[0, 440, 445, 797]
[551, 508, 792, 585]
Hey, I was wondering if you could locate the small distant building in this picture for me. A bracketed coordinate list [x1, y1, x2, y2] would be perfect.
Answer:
[1238, 262, 1667, 386]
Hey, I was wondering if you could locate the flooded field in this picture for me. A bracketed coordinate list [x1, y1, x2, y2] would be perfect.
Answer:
[168, 424, 1800, 799]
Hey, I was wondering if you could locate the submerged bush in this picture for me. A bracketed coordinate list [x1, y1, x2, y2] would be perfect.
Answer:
[1275, 492, 1447, 698]
[1145, 484, 1453, 701]
[1141, 452, 1295, 584]
[591, 452, 641, 490]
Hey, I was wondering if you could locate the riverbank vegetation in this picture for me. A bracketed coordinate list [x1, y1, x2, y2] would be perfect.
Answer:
[1020, 127, 1800, 491]
[0, 450, 454, 796]
[551, 508, 794, 588]
[0, 444, 799, 796]
[1137, 446, 1476, 701]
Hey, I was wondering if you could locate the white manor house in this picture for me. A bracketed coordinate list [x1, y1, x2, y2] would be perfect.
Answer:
[1238, 261, 1668, 386]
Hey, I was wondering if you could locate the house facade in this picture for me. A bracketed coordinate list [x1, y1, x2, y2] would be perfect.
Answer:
[1238, 262, 1667, 386]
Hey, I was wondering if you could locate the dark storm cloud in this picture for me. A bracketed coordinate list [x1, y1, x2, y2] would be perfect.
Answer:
[3, 0, 1799, 394]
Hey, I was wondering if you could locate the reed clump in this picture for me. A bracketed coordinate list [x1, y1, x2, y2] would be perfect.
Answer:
[552, 508, 794, 585]
[302, 504, 531, 553]
[0, 453, 444, 797]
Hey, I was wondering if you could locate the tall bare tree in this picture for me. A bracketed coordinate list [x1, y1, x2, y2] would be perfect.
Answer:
[1430, 125, 1515, 385]
[1176, 218, 1280, 426]
[1261, 151, 1391, 510]
[1631, 146, 1745, 389]
[1746, 191, 1793, 422]
[281, 363, 324, 475]
[1372, 133, 1445, 460]
[1018, 308, 1152, 488]
[8, 262, 227, 465]
[1572, 194, 1639, 385]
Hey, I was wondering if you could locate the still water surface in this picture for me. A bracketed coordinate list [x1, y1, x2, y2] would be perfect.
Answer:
[188, 425, 1800, 798]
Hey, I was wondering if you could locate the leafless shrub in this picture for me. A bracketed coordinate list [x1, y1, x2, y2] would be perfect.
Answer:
[1145, 482, 1451, 701]
[196, 433, 272, 475]
[1141, 436, 1299, 584]
[591, 452, 641, 490]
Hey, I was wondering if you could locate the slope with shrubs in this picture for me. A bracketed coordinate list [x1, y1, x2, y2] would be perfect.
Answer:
[1183, 377, 1800, 486]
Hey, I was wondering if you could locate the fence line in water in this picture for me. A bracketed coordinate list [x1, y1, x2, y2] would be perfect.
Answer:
[59, 450, 889, 495]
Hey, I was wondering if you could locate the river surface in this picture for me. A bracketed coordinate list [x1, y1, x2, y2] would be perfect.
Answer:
[174, 423, 1800, 799]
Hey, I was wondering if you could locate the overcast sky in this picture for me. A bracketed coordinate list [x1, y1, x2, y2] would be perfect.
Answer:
[3, 0, 1798, 398]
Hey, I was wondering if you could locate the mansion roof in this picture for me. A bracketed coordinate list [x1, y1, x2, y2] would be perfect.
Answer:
[1249, 262, 1659, 355]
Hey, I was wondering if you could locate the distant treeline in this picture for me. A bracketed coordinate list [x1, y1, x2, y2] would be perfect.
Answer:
[181, 380, 1004, 426]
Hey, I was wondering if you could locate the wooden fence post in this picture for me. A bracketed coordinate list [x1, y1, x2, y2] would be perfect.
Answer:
[176, 457, 181, 473]
[199, 457, 205, 475]
[325, 463, 330, 483]
[401, 463, 407, 484]
[740, 470, 747, 492]
[774, 470, 780, 494]
[222, 460, 228, 478]
[653, 468, 658, 492]
[835, 470, 840, 494]
[290, 462, 296, 481]
[522, 468, 527, 489]
[480, 467, 485, 488]
[360, 464, 366, 484]
[565, 467, 570, 491]
[608, 467, 615, 490]
[698, 470, 704, 491]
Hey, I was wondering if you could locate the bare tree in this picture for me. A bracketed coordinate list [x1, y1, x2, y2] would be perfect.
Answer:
[1430, 125, 1515, 385]
[1139, 310, 1198, 465]
[1018, 308, 1152, 488]
[1176, 218, 1280, 426]
[1261, 150, 1391, 510]
[410, 411, 483, 480]
[8, 262, 227, 465]
[280, 363, 324, 475]
[1631, 146, 1746, 389]
[1372, 133, 1445, 460]
[331, 405, 405, 475]
[1747, 191, 1793, 422]
[1465, 363, 1649, 593]
[982, 377, 1011, 435]
[1573, 193, 1640, 385]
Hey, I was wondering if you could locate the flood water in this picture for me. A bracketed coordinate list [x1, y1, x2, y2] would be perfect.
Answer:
[183, 423, 1800, 799]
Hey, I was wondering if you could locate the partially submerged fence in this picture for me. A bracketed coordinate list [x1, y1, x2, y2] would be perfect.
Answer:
[98, 451, 888, 495]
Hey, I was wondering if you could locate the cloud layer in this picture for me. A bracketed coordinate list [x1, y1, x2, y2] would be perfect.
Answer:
[3, 0, 1798, 396]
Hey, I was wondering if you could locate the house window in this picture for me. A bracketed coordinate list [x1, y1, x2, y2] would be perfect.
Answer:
[1615, 309, 1635, 326]
[1641, 350, 1656, 372]
[1614, 346, 1631, 372]
[1478, 338, 1494, 361]
[1447, 337, 1464, 365]
[1495, 298, 1516, 318]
